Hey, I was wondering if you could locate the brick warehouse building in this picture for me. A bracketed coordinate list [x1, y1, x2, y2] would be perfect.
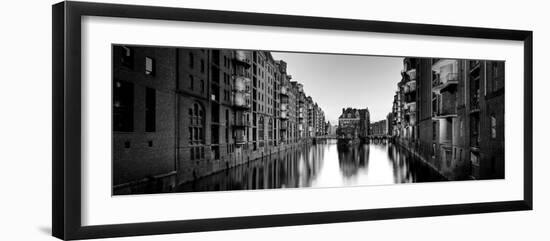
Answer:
[337, 108, 370, 141]
[113, 46, 327, 194]
[390, 57, 504, 180]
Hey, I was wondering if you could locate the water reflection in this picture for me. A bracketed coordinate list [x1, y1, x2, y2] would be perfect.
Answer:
[337, 143, 369, 181]
[176, 139, 445, 193]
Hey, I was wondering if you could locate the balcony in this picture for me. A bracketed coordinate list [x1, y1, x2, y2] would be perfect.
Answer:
[280, 120, 288, 130]
[469, 60, 480, 71]
[235, 133, 247, 145]
[404, 82, 416, 94]
[233, 115, 249, 129]
[234, 50, 251, 66]
[409, 113, 417, 125]
[432, 73, 458, 93]
[281, 103, 288, 111]
[470, 93, 480, 112]
[280, 86, 289, 96]
[280, 111, 288, 119]
[232, 76, 250, 92]
[232, 92, 251, 109]
[470, 131, 480, 149]
[298, 112, 304, 119]
[406, 69, 417, 81]
[404, 102, 416, 113]
[433, 102, 457, 119]
[470, 133, 480, 149]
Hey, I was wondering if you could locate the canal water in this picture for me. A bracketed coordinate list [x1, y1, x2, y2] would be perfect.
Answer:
[176, 139, 445, 193]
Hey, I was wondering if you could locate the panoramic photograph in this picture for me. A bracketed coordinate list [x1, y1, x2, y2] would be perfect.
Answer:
[112, 45, 505, 195]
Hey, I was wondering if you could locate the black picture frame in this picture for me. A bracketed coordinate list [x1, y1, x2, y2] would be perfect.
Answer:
[52, 1, 533, 240]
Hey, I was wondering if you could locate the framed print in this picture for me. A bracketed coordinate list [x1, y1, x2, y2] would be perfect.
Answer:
[52, 1, 533, 240]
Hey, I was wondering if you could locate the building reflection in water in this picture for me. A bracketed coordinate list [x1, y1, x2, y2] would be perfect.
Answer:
[336, 143, 369, 182]
[176, 139, 444, 193]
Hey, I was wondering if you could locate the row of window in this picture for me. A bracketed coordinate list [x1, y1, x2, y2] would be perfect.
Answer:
[188, 75, 206, 93]
[113, 80, 156, 132]
[121, 46, 156, 76]
[430, 115, 498, 143]
[186, 52, 206, 74]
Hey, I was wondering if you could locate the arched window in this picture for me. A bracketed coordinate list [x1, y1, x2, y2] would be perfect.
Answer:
[189, 102, 205, 160]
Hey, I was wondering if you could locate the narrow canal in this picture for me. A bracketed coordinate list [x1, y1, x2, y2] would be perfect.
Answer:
[177, 140, 445, 192]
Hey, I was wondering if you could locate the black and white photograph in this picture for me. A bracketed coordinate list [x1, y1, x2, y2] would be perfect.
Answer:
[0, 0, 545, 239]
[112, 45, 505, 195]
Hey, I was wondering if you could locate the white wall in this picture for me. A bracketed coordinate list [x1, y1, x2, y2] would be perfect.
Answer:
[0, 0, 548, 240]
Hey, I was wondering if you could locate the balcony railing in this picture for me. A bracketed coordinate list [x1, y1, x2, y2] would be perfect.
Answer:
[470, 134, 480, 148]
[280, 120, 288, 130]
[404, 93, 416, 103]
[280, 86, 289, 96]
[470, 92, 480, 111]
[233, 76, 250, 92]
[280, 111, 288, 119]
[433, 104, 457, 119]
[233, 115, 249, 128]
[407, 69, 417, 81]
[234, 50, 251, 66]
[433, 73, 459, 93]
[404, 82, 416, 94]
[404, 102, 416, 112]
[235, 133, 246, 145]
[469, 60, 480, 70]
[232, 92, 251, 109]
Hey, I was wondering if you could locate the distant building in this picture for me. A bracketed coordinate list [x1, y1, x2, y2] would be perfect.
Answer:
[370, 120, 387, 137]
[327, 124, 337, 136]
[337, 108, 370, 141]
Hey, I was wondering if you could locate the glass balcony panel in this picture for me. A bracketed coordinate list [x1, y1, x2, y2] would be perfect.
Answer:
[233, 76, 250, 92]
[433, 73, 459, 92]
[407, 69, 416, 81]
[280, 111, 288, 119]
[232, 92, 251, 109]
[235, 50, 251, 65]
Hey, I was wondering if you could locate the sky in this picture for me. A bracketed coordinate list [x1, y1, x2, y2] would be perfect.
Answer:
[271, 52, 404, 124]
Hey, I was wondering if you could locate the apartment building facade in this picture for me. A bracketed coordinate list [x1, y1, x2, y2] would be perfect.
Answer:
[391, 57, 504, 180]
